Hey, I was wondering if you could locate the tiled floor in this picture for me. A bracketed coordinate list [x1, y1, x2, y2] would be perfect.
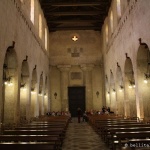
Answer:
[62, 118, 109, 150]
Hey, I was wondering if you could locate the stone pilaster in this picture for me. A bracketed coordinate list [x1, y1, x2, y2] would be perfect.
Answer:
[80, 64, 94, 111]
[57, 65, 71, 111]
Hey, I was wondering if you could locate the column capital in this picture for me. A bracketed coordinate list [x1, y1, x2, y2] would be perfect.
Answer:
[57, 65, 71, 72]
[80, 64, 94, 71]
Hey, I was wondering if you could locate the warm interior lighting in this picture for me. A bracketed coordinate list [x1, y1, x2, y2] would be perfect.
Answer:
[38, 92, 42, 96]
[31, 88, 35, 94]
[112, 89, 116, 94]
[129, 80, 135, 88]
[20, 84, 27, 91]
[44, 93, 47, 98]
[128, 71, 135, 89]
[107, 91, 110, 95]
[144, 51, 150, 84]
[144, 79, 148, 84]
[72, 35, 78, 41]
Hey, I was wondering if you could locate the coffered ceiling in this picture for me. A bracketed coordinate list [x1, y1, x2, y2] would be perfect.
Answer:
[39, 0, 112, 32]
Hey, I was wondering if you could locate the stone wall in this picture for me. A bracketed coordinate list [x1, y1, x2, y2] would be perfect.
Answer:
[102, 0, 150, 120]
[0, 0, 49, 125]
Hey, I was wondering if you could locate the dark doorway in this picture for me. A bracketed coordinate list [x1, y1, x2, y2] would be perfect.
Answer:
[68, 86, 85, 117]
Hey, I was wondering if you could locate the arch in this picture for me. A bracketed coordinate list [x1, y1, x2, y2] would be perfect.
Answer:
[109, 71, 116, 113]
[30, 66, 37, 117]
[105, 75, 110, 107]
[116, 64, 124, 116]
[137, 44, 150, 119]
[39, 72, 44, 116]
[124, 57, 136, 118]
[3, 47, 18, 125]
[20, 58, 29, 122]
[44, 76, 48, 114]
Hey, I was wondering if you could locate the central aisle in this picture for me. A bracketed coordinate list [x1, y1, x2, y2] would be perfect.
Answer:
[62, 118, 109, 150]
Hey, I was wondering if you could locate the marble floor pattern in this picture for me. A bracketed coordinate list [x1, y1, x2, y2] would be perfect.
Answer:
[62, 118, 110, 150]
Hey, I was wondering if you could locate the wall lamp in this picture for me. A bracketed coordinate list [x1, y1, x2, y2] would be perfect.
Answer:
[112, 89, 116, 94]
[119, 85, 124, 92]
[96, 91, 99, 98]
[31, 88, 36, 94]
[3, 64, 13, 86]
[129, 80, 135, 88]
[54, 92, 57, 99]
[107, 91, 110, 95]
[144, 61, 150, 84]
[44, 93, 47, 98]
[38, 91, 42, 96]
[20, 83, 26, 91]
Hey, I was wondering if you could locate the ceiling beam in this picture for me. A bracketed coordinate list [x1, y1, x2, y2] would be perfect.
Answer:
[45, 11, 105, 16]
[47, 19, 103, 24]
[49, 26, 101, 31]
[41, 2, 109, 7]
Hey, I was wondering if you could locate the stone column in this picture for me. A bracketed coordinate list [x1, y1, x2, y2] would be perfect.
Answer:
[81, 64, 94, 111]
[58, 65, 71, 111]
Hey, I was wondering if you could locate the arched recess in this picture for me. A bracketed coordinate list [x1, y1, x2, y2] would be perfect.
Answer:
[137, 44, 150, 119]
[44, 76, 48, 114]
[30, 66, 37, 117]
[38, 72, 44, 116]
[105, 75, 110, 107]
[3, 47, 18, 125]
[20, 56, 29, 121]
[124, 57, 136, 117]
[109, 70, 116, 112]
[116, 63, 124, 116]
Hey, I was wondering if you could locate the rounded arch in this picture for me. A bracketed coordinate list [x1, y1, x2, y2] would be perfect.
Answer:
[109, 70, 116, 113]
[116, 64, 124, 116]
[137, 44, 150, 119]
[30, 66, 37, 117]
[3, 47, 18, 125]
[105, 75, 110, 107]
[39, 72, 44, 116]
[44, 76, 48, 114]
[124, 57, 136, 118]
[20, 58, 29, 121]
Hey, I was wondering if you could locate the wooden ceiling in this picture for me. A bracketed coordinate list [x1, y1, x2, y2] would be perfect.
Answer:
[39, 0, 112, 32]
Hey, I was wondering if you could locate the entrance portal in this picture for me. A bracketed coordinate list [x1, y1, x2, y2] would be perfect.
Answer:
[68, 86, 85, 117]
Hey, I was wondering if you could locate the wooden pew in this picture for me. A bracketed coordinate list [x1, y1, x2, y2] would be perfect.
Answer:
[0, 135, 60, 149]
[103, 126, 150, 143]
[0, 142, 57, 150]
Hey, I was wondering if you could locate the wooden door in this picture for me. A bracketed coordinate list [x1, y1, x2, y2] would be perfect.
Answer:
[68, 86, 85, 117]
